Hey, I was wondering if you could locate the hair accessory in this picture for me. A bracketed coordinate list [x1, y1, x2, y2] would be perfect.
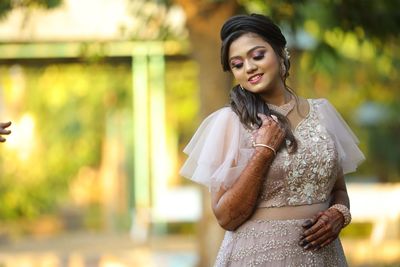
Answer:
[252, 141, 276, 156]
[329, 204, 352, 227]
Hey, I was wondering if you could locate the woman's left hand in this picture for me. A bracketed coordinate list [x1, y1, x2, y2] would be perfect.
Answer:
[299, 208, 345, 251]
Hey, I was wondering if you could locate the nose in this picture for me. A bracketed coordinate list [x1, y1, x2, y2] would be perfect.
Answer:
[245, 60, 257, 73]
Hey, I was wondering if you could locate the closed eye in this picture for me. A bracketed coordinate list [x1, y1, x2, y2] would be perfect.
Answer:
[231, 62, 243, 69]
[253, 51, 265, 61]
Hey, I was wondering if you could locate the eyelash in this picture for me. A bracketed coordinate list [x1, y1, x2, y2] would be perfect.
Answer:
[231, 63, 243, 69]
[253, 53, 265, 60]
[231, 52, 265, 69]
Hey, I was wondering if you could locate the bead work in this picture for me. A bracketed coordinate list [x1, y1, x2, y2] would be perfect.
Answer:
[215, 219, 348, 266]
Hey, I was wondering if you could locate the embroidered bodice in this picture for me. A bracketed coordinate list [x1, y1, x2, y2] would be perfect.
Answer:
[247, 99, 339, 208]
[180, 98, 364, 207]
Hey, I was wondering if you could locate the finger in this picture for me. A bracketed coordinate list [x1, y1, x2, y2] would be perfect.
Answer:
[0, 129, 11, 135]
[308, 236, 337, 252]
[303, 215, 328, 237]
[320, 237, 336, 249]
[0, 137, 5, 142]
[302, 219, 313, 229]
[300, 224, 327, 246]
[302, 212, 323, 228]
[0, 121, 11, 128]
[257, 113, 269, 122]
[270, 115, 278, 123]
[303, 228, 333, 250]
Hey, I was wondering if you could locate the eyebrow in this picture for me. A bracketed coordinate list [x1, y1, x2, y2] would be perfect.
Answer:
[229, 45, 266, 62]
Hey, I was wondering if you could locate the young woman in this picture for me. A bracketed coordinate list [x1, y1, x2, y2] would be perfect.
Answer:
[180, 14, 364, 266]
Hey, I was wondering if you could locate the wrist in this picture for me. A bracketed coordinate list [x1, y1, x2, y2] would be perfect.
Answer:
[329, 204, 351, 228]
[253, 147, 275, 160]
[252, 141, 276, 156]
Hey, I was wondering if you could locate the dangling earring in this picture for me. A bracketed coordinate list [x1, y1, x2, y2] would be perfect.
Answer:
[239, 84, 245, 91]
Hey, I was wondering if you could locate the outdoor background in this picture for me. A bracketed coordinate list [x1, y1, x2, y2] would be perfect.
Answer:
[0, 0, 399, 266]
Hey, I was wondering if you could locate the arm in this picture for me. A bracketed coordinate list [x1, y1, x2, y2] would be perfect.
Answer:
[211, 114, 284, 231]
[330, 171, 350, 208]
[0, 121, 12, 142]
[299, 172, 349, 250]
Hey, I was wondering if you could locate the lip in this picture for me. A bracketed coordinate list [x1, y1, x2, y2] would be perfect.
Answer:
[248, 73, 264, 84]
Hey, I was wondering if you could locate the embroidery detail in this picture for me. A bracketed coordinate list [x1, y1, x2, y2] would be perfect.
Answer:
[215, 219, 347, 267]
[256, 100, 339, 207]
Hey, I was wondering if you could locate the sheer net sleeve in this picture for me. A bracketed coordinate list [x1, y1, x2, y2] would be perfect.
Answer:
[179, 107, 253, 190]
[315, 98, 365, 174]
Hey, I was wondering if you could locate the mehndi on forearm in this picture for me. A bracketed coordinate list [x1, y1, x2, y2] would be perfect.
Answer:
[213, 149, 273, 231]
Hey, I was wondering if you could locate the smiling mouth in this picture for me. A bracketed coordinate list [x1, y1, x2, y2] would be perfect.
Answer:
[248, 74, 264, 84]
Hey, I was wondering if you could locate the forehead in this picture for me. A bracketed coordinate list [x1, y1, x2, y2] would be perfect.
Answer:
[229, 33, 272, 58]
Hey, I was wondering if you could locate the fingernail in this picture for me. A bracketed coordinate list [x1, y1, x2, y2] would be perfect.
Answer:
[302, 220, 312, 227]
[299, 239, 308, 247]
[304, 244, 311, 250]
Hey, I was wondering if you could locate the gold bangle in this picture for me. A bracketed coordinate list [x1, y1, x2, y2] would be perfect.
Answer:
[252, 141, 276, 156]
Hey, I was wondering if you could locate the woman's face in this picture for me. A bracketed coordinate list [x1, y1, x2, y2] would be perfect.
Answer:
[228, 33, 283, 97]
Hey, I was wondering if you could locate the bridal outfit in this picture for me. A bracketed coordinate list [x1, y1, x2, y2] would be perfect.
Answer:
[180, 99, 364, 266]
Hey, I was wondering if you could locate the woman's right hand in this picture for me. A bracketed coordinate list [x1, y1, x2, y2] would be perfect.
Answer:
[252, 113, 285, 155]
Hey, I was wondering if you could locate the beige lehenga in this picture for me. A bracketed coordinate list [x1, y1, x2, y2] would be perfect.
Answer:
[180, 99, 364, 267]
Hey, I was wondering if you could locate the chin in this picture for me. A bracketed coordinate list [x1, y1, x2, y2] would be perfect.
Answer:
[247, 83, 270, 93]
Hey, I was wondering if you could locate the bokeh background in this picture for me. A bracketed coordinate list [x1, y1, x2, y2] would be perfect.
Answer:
[0, 0, 399, 266]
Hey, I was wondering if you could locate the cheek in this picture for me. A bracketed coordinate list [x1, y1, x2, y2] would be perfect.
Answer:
[232, 70, 246, 82]
[264, 55, 280, 71]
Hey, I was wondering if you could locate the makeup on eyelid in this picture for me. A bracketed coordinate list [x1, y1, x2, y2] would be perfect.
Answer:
[230, 50, 266, 69]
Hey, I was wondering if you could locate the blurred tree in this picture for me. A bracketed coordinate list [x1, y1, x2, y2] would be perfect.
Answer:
[161, 1, 240, 265]
[0, 0, 62, 19]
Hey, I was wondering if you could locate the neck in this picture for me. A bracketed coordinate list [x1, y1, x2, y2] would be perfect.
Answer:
[261, 85, 291, 106]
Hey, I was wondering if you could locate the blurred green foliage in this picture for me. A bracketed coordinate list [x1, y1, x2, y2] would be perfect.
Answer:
[165, 60, 199, 161]
[0, 58, 199, 227]
[0, 0, 62, 19]
[0, 62, 132, 221]
[341, 222, 373, 239]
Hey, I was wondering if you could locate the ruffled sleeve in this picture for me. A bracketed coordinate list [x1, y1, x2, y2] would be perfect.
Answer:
[315, 99, 365, 174]
[179, 107, 253, 190]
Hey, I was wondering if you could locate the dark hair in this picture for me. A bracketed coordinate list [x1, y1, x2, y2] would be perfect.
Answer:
[220, 13, 297, 153]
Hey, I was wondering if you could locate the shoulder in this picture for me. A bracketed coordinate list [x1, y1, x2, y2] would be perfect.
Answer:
[191, 106, 242, 141]
[293, 96, 311, 116]
[208, 106, 237, 118]
[203, 106, 240, 125]
[297, 96, 311, 109]
[309, 98, 332, 107]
